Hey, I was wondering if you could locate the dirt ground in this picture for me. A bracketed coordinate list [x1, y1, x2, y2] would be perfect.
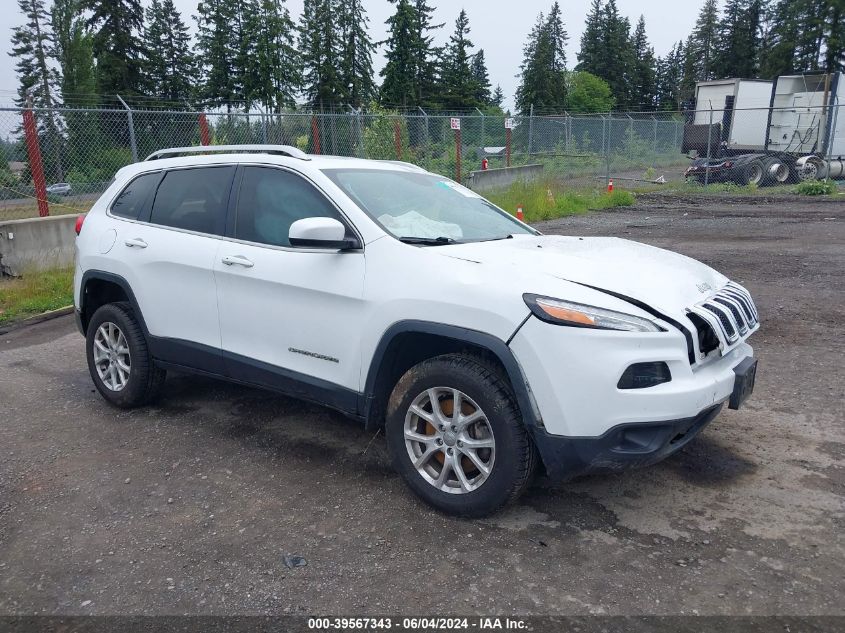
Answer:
[0, 193, 842, 616]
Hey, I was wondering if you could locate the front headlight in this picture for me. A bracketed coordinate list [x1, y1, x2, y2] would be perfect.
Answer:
[523, 294, 664, 332]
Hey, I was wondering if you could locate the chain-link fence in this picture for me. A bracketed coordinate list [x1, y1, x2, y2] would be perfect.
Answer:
[1, 103, 842, 219]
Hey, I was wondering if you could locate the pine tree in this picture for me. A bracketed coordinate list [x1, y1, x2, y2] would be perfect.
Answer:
[680, 34, 699, 103]
[439, 9, 477, 110]
[714, 0, 763, 78]
[10, 0, 64, 180]
[380, 0, 442, 108]
[84, 0, 145, 95]
[577, 0, 604, 76]
[337, 0, 375, 108]
[575, 0, 634, 109]
[411, 0, 443, 107]
[244, 0, 300, 111]
[142, 0, 194, 103]
[52, 0, 98, 175]
[299, 0, 343, 109]
[630, 15, 656, 110]
[655, 40, 685, 110]
[380, 0, 416, 107]
[515, 3, 568, 113]
[471, 49, 492, 106]
[195, 0, 238, 108]
[490, 84, 504, 108]
[688, 0, 720, 83]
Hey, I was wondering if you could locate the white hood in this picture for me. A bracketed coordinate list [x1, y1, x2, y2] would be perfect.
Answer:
[438, 235, 728, 319]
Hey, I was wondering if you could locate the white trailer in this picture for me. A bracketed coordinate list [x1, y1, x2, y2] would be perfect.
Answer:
[684, 72, 845, 185]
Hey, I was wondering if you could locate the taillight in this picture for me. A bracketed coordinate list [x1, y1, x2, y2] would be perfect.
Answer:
[75, 214, 86, 236]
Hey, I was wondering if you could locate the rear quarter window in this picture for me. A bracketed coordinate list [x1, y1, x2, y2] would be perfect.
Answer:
[110, 172, 161, 219]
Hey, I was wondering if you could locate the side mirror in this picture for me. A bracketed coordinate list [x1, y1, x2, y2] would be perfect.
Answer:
[289, 217, 359, 250]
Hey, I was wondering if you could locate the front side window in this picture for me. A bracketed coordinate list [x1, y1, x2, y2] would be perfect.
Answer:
[111, 172, 160, 219]
[322, 168, 535, 243]
[235, 166, 341, 247]
[149, 166, 235, 235]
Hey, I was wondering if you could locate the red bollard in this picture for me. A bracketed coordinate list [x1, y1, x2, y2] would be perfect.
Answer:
[394, 120, 402, 160]
[481, 157, 489, 171]
[505, 128, 512, 167]
[311, 116, 321, 155]
[198, 113, 211, 146]
[23, 98, 49, 217]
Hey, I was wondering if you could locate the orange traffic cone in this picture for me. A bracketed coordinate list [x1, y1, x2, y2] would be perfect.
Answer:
[516, 204, 525, 221]
[607, 179, 614, 192]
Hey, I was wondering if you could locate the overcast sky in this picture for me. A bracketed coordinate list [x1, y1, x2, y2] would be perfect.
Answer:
[0, 0, 710, 110]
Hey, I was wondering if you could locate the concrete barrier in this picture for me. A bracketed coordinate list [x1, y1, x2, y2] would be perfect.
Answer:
[466, 164, 544, 192]
[0, 215, 77, 276]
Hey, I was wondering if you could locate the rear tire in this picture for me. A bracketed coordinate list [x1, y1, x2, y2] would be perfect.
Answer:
[734, 159, 765, 186]
[762, 157, 790, 185]
[86, 302, 166, 408]
[385, 354, 536, 517]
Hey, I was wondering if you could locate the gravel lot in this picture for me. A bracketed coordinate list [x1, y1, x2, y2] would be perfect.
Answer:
[0, 193, 843, 616]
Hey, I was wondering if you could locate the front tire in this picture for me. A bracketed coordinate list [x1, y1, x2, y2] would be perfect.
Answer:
[385, 354, 536, 517]
[86, 302, 165, 408]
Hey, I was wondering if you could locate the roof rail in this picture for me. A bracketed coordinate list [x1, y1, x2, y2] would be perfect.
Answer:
[144, 144, 310, 162]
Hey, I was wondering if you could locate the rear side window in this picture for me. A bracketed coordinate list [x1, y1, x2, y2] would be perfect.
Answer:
[149, 166, 235, 235]
[234, 166, 341, 247]
[111, 172, 160, 219]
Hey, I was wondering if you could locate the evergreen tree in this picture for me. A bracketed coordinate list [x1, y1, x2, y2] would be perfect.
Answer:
[195, 0, 239, 108]
[714, 0, 763, 78]
[142, 0, 195, 102]
[380, 0, 442, 108]
[655, 40, 685, 110]
[577, 0, 604, 77]
[380, 0, 416, 107]
[411, 0, 444, 107]
[680, 34, 698, 103]
[759, 0, 845, 76]
[337, 0, 376, 108]
[630, 15, 656, 110]
[471, 49, 492, 106]
[515, 3, 568, 113]
[52, 0, 96, 105]
[10, 0, 64, 180]
[52, 0, 99, 177]
[688, 0, 720, 83]
[84, 0, 145, 95]
[439, 9, 477, 110]
[490, 84, 504, 108]
[244, 0, 300, 111]
[299, 0, 343, 109]
[575, 0, 634, 109]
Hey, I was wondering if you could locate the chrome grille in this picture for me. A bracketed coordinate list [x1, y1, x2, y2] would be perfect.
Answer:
[689, 282, 759, 355]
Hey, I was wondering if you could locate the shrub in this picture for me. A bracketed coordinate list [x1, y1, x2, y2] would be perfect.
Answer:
[793, 179, 837, 196]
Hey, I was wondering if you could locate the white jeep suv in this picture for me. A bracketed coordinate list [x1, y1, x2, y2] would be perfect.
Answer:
[74, 145, 759, 516]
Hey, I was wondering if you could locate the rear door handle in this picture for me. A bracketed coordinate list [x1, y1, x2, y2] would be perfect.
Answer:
[124, 238, 148, 248]
[221, 255, 254, 268]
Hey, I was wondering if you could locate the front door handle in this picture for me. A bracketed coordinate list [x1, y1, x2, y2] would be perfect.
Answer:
[124, 238, 148, 248]
[221, 255, 254, 268]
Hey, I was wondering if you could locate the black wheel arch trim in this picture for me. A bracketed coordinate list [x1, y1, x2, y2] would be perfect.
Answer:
[360, 320, 539, 431]
[78, 270, 150, 336]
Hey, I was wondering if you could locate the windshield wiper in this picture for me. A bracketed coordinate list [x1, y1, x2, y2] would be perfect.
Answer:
[398, 236, 456, 245]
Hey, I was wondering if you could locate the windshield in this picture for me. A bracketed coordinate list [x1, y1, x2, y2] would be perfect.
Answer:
[322, 168, 536, 243]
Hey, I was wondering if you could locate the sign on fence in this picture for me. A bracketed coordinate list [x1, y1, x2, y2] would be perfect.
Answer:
[450, 117, 461, 130]
[505, 118, 515, 129]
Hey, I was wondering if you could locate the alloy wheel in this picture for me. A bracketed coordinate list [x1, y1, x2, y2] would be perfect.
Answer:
[93, 322, 131, 391]
[403, 387, 496, 494]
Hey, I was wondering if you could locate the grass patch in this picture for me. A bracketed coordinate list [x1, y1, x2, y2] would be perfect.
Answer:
[0, 268, 74, 325]
[486, 179, 635, 222]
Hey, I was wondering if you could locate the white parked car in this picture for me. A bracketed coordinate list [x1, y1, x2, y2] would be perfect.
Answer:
[73, 145, 759, 516]
[46, 182, 72, 196]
